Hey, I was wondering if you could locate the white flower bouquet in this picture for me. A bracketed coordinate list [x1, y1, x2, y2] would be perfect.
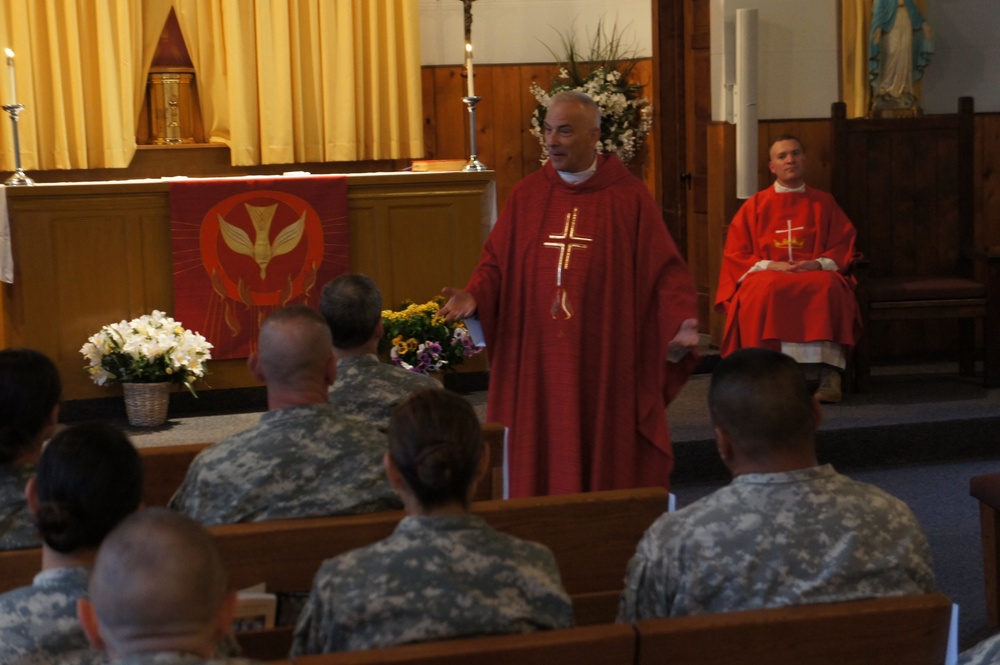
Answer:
[529, 21, 652, 167]
[80, 310, 213, 396]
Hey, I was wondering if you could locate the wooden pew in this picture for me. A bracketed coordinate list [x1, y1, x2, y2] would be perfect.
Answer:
[141, 442, 210, 507]
[0, 422, 510, 593]
[290, 623, 637, 665]
[219, 486, 666, 657]
[633, 593, 952, 665]
[0, 485, 667, 658]
[136, 422, 506, 509]
[970, 471, 1000, 627]
[215, 486, 667, 624]
[259, 594, 950, 665]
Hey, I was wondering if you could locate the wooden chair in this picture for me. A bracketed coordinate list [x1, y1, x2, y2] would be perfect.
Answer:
[634, 593, 952, 665]
[970, 471, 1000, 627]
[831, 97, 1000, 390]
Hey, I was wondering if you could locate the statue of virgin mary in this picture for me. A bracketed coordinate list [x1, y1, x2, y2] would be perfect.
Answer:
[869, 0, 934, 115]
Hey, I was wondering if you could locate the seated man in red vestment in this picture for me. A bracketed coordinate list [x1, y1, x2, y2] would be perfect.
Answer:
[715, 135, 862, 403]
[439, 90, 699, 498]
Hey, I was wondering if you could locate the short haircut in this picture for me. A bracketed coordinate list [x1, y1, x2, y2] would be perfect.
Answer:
[88, 508, 228, 653]
[768, 134, 804, 156]
[388, 389, 483, 509]
[257, 305, 333, 385]
[708, 348, 815, 460]
[34, 423, 143, 553]
[549, 89, 602, 129]
[0, 348, 62, 465]
[319, 273, 383, 350]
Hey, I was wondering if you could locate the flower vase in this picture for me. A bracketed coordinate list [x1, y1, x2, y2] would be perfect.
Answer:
[122, 382, 171, 427]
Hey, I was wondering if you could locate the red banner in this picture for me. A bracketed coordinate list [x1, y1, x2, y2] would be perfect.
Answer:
[170, 176, 349, 360]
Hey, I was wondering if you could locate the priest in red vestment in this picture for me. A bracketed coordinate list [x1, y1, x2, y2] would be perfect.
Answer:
[440, 90, 699, 498]
[715, 135, 862, 403]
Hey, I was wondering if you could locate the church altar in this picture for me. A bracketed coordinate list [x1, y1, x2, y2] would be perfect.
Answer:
[0, 171, 496, 400]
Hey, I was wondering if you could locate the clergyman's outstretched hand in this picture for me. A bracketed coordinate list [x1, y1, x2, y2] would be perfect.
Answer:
[438, 287, 477, 321]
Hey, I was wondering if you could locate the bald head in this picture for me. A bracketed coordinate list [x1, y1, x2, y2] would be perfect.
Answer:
[86, 508, 229, 655]
[256, 305, 334, 387]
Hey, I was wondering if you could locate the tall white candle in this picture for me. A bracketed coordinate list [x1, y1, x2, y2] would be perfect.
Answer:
[4, 49, 15, 105]
[465, 42, 475, 98]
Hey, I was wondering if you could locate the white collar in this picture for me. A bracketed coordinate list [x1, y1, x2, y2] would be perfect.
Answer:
[774, 181, 806, 193]
[557, 157, 599, 184]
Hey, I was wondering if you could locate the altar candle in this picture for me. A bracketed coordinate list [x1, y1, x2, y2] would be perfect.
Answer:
[465, 42, 475, 98]
[4, 49, 15, 105]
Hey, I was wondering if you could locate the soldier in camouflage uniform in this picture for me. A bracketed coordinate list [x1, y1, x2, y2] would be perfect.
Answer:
[320, 274, 440, 431]
[618, 348, 935, 621]
[0, 348, 63, 551]
[291, 389, 574, 655]
[959, 634, 1000, 665]
[169, 306, 401, 526]
[78, 508, 262, 665]
[0, 423, 143, 663]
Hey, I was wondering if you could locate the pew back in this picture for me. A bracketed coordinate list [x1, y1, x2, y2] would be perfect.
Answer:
[137, 422, 506, 509]
[633, 593, 952, 665]
[292, 623, 637, 665]
[263, 594, 950, 665]
[214, 486, 669, 626]
[141, 442, 209, 507]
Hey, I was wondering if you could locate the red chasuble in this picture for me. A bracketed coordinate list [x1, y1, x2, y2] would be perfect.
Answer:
[714, 185, 862, 357]
[466, 155, 698, 497]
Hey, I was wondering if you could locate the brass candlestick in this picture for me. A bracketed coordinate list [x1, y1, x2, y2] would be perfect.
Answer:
[2, 103, 33, 186]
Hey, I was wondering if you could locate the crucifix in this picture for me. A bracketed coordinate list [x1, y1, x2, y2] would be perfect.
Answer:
[776, 219, 803, 262]
[544, 208, 592, 319]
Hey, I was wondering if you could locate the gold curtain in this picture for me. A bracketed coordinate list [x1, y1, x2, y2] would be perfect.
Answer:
[0, 1, 148, 170]
[0, 0, 423, 171]
[171, 0, 424, 166]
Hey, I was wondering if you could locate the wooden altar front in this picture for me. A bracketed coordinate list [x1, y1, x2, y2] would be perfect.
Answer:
[1, 171, 495, 400]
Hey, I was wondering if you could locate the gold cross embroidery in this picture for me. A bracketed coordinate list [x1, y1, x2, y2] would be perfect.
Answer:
[774, 219, 804, 262]
[544, 208, 592, 287]
[543, 208, 592, 319]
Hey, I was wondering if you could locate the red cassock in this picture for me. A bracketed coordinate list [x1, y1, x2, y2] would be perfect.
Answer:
[714, 186, 863, 357]
[466, 155, 698, 497]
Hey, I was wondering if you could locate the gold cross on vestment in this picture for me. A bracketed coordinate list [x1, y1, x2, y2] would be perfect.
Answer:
[775, 219, 804, 262]
[543, 208, 592, 287]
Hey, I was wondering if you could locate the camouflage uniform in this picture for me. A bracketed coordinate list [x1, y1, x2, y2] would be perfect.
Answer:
[169, 404, 401, 526]
[617, 464, 935, 621]
[0, 464, 41, 551]
[0, 566, 91, 662]
[961, 634, 1000, 665]
[290, 513, 575, 654]
[328, 355, 441, 430]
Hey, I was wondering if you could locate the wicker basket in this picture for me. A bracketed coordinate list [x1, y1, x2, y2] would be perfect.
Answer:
[122, 382, 171, 427]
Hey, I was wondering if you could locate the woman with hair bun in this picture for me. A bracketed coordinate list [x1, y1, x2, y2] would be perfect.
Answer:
[292, 388, 574, 655]
[0, 348, 63, 550]
[0, 422, 143, 663]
